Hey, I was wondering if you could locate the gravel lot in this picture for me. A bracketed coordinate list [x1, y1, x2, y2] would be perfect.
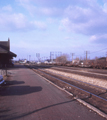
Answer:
[45, 69, 107, 89]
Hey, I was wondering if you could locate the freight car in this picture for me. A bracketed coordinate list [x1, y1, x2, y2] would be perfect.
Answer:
[62, 57, 107, 69]
[69, 57, 107, 69]
[90, 57, 107, 69]
[49, 57, 107, 69]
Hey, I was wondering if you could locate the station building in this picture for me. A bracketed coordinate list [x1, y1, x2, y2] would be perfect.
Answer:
[0, 38, 17, 67]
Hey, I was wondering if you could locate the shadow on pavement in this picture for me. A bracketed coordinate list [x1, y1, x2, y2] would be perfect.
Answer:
[0, 85, 42, 96]
[1, 100, 75, 120]
[0, 108, 11, 119]
[5, 80, 25, 86]
[0, 109, 10, 113]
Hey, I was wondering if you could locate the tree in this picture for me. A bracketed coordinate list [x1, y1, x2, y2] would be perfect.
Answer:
[55, 55, 68, 64]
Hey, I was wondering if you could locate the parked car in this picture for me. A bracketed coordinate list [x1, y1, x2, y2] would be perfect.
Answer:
[0, 75, 5, 85]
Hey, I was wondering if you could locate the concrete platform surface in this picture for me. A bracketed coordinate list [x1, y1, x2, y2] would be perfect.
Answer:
[0, 65, 106, 120]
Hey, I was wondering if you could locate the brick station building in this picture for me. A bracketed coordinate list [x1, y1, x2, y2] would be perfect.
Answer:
[0, 38, 17, 68]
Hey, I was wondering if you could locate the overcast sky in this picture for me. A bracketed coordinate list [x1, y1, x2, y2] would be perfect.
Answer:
[0, 0, 107, 61]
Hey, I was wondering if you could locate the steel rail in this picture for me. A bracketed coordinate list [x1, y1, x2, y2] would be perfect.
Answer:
[33, 68, 107, 102]
[26, 64, 107, 114]
[51, 66, 107, 77]
[32, 67, 107, 113]
[42, 68, 107, 92]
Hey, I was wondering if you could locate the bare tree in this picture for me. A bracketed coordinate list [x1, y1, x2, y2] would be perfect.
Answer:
[55, 54, 68, 64]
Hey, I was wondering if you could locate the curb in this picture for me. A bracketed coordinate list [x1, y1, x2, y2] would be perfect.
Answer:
[32, 69, 107, 119]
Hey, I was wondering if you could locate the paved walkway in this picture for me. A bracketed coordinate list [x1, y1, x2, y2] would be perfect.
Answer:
[0, 65, 106, 120]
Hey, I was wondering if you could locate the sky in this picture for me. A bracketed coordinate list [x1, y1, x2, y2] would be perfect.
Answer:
[0, 0, 107, 61]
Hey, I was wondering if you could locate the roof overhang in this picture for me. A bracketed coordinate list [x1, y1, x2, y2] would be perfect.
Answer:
[9, 51, 17, 57]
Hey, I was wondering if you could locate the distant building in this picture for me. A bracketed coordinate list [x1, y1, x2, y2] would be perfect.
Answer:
[98, 57, 106, 61]
[0, 38, 17, 67]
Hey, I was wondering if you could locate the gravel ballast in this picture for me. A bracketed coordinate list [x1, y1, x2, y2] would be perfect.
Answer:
[45, 69, 107, 89]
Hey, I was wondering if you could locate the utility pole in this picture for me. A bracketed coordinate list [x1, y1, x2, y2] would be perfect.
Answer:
[85, 51, 90, 64]
[36, 53, 40, 61]
[29, 55, 31, 62]
[50, 52, 54, 62]
[71, 53, 75, 63]
[106, 52, 107, 62]
[50, 52, 51, 61]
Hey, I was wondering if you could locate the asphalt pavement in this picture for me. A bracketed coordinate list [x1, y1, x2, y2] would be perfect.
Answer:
[0, 64, 106, 120]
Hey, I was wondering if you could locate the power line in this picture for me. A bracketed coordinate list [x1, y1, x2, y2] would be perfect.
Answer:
[73, 47, 107, 57]
[90, 48, 107, 54]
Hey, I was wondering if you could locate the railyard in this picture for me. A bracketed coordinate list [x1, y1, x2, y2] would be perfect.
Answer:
[28, 64, 107, 114]
[0, 63, 107, 120]
[1, 0, 107, 120]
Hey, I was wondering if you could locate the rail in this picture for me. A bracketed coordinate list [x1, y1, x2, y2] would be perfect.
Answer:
[31, 67, 107, 114]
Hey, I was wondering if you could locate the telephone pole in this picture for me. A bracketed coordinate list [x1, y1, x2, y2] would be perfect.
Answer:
[50, 52, 54, 62]
[106, 52, 107, 61]
[71, 53, 75, 63]
[85, 51, 90, 64]
[36, 53, 40, 61]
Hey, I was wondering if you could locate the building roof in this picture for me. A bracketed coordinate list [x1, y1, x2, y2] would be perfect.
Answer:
[9, 51, 17, 57]
[0, 41, 9, 53]
[0, 39, 16, 57]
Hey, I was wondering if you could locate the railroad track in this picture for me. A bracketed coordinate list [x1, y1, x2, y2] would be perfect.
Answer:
[52, 66, 107, 76]
[27, 65, 107, 114]
[35, 65, 107, 80]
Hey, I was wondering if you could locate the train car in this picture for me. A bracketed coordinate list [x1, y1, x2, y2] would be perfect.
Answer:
[54, 57, 107, 69]
[91, 57, 107, 69]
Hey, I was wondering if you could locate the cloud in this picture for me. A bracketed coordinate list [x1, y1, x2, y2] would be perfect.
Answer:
[39, 7, 63, 17]
[16, 0, 98, 8]
[2, 5, 13, 12]
[16, 0, 63, 17]
[90, 34, 107, 43]
[103, 2, 107, 13]
[0, 13, 27, 31]
[30, 21, 46, 30]
[16, 0, 106, 20]
[4, 0, 107, 43]
[60, 3, 107, 36]
[16, 0, 69, 8]
[64, 37, 71, 40]
[0, 12, 47, 32]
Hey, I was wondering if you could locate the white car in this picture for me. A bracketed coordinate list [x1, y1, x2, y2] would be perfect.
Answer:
[0, 75, 5, 85]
